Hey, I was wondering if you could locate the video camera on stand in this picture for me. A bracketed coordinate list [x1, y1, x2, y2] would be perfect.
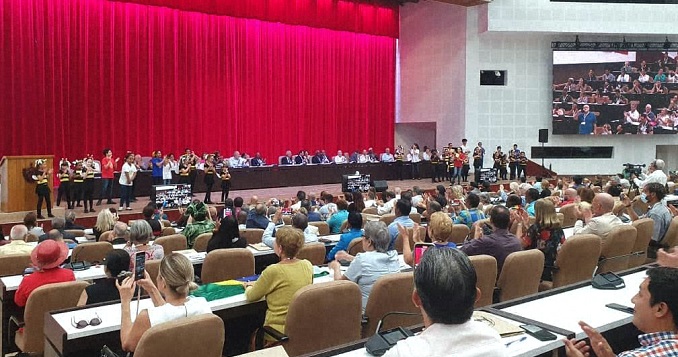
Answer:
[622, 163, 645, 180]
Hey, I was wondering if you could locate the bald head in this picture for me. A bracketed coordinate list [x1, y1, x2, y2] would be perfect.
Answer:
[48, 229, 63, 241]
[564, 188, 578, 200]
[9, 225, 28, 241]
[593, 193, 615, 216]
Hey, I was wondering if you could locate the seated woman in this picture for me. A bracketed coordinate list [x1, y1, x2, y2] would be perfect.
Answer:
[399, 212, 457, 267]
[329, 221, 400, 311]
[206, 215, 247, 253]
[92, 209, 116, 241]
[123, 220, 164, 269]
[78, 249, 130, 305]
[326, 211, 363, 261]
[244, 227, 312, 340]
[116, 253, 212, 352]
[23, 212, 44, 238]
[142, 204, 162, 237]
[518, 198, 565, 281]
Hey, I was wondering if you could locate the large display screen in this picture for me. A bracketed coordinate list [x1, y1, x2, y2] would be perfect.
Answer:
[552, 50, 678, 135]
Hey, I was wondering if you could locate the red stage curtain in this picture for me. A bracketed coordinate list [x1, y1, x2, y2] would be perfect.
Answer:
[0, 0, 395, 165]
[109, 0, 400, 38]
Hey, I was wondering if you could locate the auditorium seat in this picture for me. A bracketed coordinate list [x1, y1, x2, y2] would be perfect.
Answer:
[98, 230, 113, 242]
[161, 220, 172, 227]
[261, 281, 362, 356]
[161, 227, 175, 236]
[297, 242, 326, 265]
[496, 250, 544, 303]
[539, 234, 601, 291]
[597, 225, 636, 274]
[12, 281, 89, 355]
[134, 314, 224, 357]
[145, 260, 160, 287]
[25, 233, 38, 243]
[629, 218, 653, 268]
[408, 212, 421, 224]
[660, 216, 678, 250]
[308, 221, 330, 236]
[240, 228, 264, 245]
[154, 234, 187, 254]
[64, 229, 85, 237]
[362, 207, 377, 215]
[379, 214, 395, 226]
[394, 226, 425, 254]
[0, 254, 32, 277]
[449, 224, 470, 244]
[71, 241, 113, 264]
[361, 272, 420, 338]
[192, 232, 213, 252]
[201, 248, 254, 284]
[469, 255, 497, 308]
[559, 204, 578, 228]
[347, 238, 364, 256]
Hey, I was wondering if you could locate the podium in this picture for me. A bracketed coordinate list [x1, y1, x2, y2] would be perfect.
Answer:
[0, 155, 54, 213]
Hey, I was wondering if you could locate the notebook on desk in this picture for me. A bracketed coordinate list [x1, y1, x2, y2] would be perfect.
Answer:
[472, 311, 524, 337]
[249, 243, 272, 251]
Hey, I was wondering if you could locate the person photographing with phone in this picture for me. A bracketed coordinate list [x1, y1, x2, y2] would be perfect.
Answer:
[397, 212, 457, 267]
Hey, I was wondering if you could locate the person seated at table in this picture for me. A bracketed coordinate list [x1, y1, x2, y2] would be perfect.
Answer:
[38, 217, 76, 243]
[106, 221, 129, 245]
[348, 192, 366, 213]
[383, 248, 506, 357]
[244, 227, 313, 341]
[387, 199, 415, 249]
[0, 225, 35, 255]
[15, 240, 74, 307]
[623, 182, 673, 247]
[78, 249, 130, 306]
[117, 253, 212, 352]
[280, 150, 294, 165]
[92, 208, 117, 241]
[181, 201, 216, 248]
[124, 220, 164, 269]
[327, 199, 349, 234]
[565, 267, 678, 357]
[460, 206, 522, 274]
[300, 200, 322, 222]
[377, 191, 397, 215]
[142, 204, 162, 237]
[207, 215, 247, 253]
[573, 193, 622, 244]
[517, 198, 564, 281]
[330, 221, 400, 311]
[399, 212, 458, 267]
[23, 212, 45, 238]
[326, 211, 363, 261]
[246, 203, 271, 229]
[453, 193, 486, 229]
[64, 210, 86, 230]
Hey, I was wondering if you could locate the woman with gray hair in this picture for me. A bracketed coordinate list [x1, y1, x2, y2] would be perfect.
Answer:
[123, 220, 164, 269]
[329, 221, 401, 311]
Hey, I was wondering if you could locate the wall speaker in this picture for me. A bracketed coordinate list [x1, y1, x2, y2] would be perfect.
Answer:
[538, 129, 549, 143]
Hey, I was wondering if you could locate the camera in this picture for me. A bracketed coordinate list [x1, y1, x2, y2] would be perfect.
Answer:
[117, 271, 132, 284]
[622, 163, 645, 179]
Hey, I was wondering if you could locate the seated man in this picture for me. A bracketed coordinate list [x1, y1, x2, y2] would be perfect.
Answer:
[633, 159, 668, 189]
[142, 205, 162, 237]
[109, 222, 129, 245]
[246, 203, 271, 230]
[384, 248, 506, 357]
[453, 193, 486, 229]
[573, 193, 623, 246]
[381, 148, 395, 162]
[623, 182, 673, 246]
[15, 240, 74, 307]
[460, 205, 522, 273]
[565, 267, 678, 357]
[524, 188, 540, 217]
[327, 200, 349, 234]
[560, 188, 579, 207]
[327, 211, 363, 261]
[38, 217, 76, 242]
[64, 210, 86, 230]
[280, 150, 294, 165]
[377, 191, 397, 216]
[0, 225, 35, 255]
[181, 201, 216, 248]
[387, 199, 415, 250]
[263, 212, 318, 248]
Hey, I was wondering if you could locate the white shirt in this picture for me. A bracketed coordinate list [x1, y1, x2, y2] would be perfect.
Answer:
[358, 154, 369, 163]
[638, 74, 651, 83]
[146, 296, 212, 327]
[163, 161, 177, 180]
[228, 157, 246, 168]
[383, 320, 507, 357]
[461, 145, 470, 155]
[625, 110, 640, 124]
[422, 152, 431, 161]
[616, 74, 630, 82]
[381, 153, 394, 162]
[378, 198, 397, 215]
[119, 162, 137, 186]
[334, 156, 346, 164]
[634, 170, 668, 188]
[410, 149, 421, 163]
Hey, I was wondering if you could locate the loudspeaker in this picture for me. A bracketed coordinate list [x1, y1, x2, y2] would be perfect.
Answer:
[373, 180, 388, 193]
[538, 129, 548, 143]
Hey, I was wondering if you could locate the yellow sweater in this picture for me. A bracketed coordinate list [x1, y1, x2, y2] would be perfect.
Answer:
[244, 260, 313, 333]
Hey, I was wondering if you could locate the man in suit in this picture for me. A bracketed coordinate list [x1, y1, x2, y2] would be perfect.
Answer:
[280, 150, 294, 165]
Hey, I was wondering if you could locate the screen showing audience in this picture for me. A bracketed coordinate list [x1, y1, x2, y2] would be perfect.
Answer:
[552, 50, 678, 136]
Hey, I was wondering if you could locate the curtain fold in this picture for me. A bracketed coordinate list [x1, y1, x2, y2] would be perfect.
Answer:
[0, 0, 396, 164]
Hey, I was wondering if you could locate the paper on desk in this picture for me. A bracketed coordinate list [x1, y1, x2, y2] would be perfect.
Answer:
[236, 346, 289, 357]
[249, 243, 272, 251]
[472, 311, 524, 337]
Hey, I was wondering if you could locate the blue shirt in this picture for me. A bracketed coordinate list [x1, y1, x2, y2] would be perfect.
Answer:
[327, 210, 349, 234]
[578, 112, 596, 134]
[454, 209, 486, 230]
[387, 216, 414, 250]
[526, 201, 536, 217]
[327, 228, 363, 261]
[150, 157, 163, 178]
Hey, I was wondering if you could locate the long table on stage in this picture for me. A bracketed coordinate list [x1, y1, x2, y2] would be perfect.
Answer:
[86, 162, 433, 198]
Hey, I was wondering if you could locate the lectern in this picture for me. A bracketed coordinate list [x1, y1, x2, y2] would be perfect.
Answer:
[0, 156, 54, 213]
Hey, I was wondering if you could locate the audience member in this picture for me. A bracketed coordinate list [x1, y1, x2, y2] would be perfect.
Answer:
[524, 188, 539, 217]
[14, 240, 74, 307]
[92, 209, 117, 241]
[38, 217, 76, 242]
[519, 198, 565, 281]
[327, 199, 349, 234]
[117, 253, 212, 352]
[377, 191, 397, 215]
[247, 204, 271, 229]
[64, 210, 86, 230]
[453, 193, 486, 229]
[624, 183, 673, 246]
[124, 220, 164, 269]
[78, 249, 130, 305]
[565, 267, 678, 357]
[388, 199, 415, 250]
[327, 211, 363, 261]
[573, 193, 623, 245]
[0, 225, 34, 255]
[400, 212, 457, 267]
[560, 188, 579, 207]
[634, 159, 668, 189]
[143, 204, 162, 237]
[244, 227, 313, 341]
[383, 248, 506, 357]
[207, 216, 247, 253]
[460, 205, 522, 273]
[181, 201, 216, 248]
[23, 212, 45, 238]
[110, 222, 129, 244]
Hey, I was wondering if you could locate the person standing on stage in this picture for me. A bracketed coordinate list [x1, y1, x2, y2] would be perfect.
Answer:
[394, 145, 405, 180]
[56, 160, 72, 209]
[71, 161, 84, 209]
[178, 157, 190, 185]
[499, 152, 508, 180]
[150, 151, 164, 186]
[82, 158, 96, 213]
[410, 144, 421, 180]
[97, 149, 119, 206]
[430, 149, 442, 183]
[219, 165, 232, 203]
[181, 149, 199, 193]
[443, 148, 453, 182]
[508, 144, 520, 180]
[473, 142, 485, 183]
[492, 146, 503, 178]
[518, 152, 528, 179]
[203, 154, 216, 204]
[119, 153, 137, 211]
[162, 153, 177, 185]
[32, 159, 54, 219]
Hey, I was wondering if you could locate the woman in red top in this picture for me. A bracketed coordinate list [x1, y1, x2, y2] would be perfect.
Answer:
[15, 239, 74, 306]
[452, 148, 464, 185]
[97, 148, 120, 206]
